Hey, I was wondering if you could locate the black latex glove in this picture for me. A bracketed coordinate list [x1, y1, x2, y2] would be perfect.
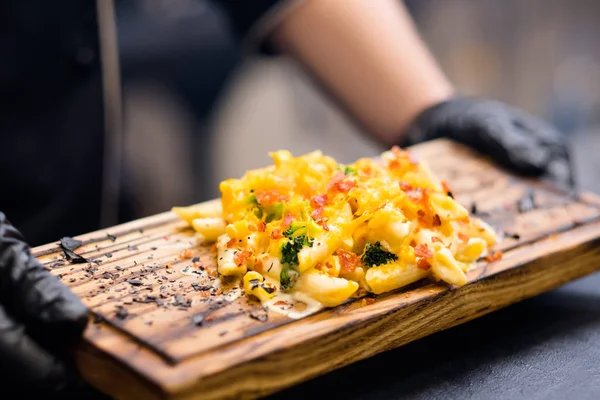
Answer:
[0, 211, 91, 397]
[402, 96, 575, 189]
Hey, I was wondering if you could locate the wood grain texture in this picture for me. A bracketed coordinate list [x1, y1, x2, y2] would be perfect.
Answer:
[33, 138, 600, 400]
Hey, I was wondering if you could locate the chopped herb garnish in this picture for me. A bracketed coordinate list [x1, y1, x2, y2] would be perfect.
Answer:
[517, 189, 536, 213]
[470, 203, 477, 214]
[265, 203, 283, 223]
[191, 314, 204, 326]
[115, 306, 128, 320]
[250, 308, 269, 322]
[361, 241, 398, 268]
[249, 279, 261, 290]
[263, 286, 275, 294]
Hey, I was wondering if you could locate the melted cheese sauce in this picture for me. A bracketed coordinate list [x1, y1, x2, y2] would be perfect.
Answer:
[264, 291, 324, 319]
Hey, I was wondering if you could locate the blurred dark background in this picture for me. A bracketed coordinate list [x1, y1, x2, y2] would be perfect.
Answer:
[114, 0, 600, 219]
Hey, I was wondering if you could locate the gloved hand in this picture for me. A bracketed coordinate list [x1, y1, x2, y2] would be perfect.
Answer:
[0, 211, 91, 396]
[402, 96, 575, 189]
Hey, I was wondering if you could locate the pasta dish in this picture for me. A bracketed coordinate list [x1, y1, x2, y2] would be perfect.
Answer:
[172, 146, 498, 311]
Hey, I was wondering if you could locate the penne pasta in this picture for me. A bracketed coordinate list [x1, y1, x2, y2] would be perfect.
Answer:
[293, 269, 359, 307]
[216, 234, 247, 276]
[192, 217, 226, 242]
[365, 262, 429, 295]
[171, 200, 223, 223]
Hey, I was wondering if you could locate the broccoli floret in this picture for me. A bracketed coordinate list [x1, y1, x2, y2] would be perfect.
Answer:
[283, 222, 304, 238]
[247, 192, 259, 205]
[247, 191, 283, 222]
[344, 166, 357, 176]
[280, 235, 313, 266]
[361, 241, 398, 268]
[280, 263, 299, 291]
[279, 235, 314, 290]
[265, 203, 283, 223]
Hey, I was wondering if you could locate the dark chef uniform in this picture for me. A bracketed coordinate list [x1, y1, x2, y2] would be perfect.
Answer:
[0, 0, 289, 247]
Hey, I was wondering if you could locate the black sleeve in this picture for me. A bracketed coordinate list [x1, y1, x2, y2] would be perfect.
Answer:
[210, 0, 302, 54]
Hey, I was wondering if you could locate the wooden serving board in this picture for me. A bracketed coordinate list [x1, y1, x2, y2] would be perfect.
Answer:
[33, 138, 600, 400]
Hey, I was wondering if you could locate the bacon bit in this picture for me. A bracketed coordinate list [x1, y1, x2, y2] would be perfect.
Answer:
[389, 159, 401, 169]
[205, 265, 217, 277]
[226, 238, 237, 248]
[324, 261, 336, 276]
[441, 181, 451, 194]
[234, 249, 252, 266]
[424, 188, 431, 200]
[432, 237, 443, 243]
[193, 261, 203, 268]
[281, 213, 294, 230]
[457, 232, 469, 242]
[311, 207, 325, 223]
[205, 315, 215, 322]
[337, 179, 357, 193]
[254, 258, 264, 273]
[407, 188, 423, 203]
[336, 249, 361, 272]
[327, 172, 357, 194]
[274, 300, 289, 307]
[417, 258, 432, 270]
[210, 244, 217, 253]
[254, 190, 289, 206]
[327, 171, 345, 189]
[199, 291, 210, 298]
[178, 249, 193, 259]
[322, 223, 330, 231]
[248, 224, 257, 232]
[360, 165, 372, 176]
[399, 181, 413, 191]
[485, 251, 503, 263]
[311, 194, 328, 208]
[409, 240, 417, 247]
[257, 221, 266, 232]
[365, 298, 376, 305]
[432, 214, 442, 227]
[271, 229, 283, 239]
[414, 244, 433, 259]
[166, 263, 173, 269]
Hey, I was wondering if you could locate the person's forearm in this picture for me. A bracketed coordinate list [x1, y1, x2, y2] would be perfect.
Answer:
[272, 0, 454, 146]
